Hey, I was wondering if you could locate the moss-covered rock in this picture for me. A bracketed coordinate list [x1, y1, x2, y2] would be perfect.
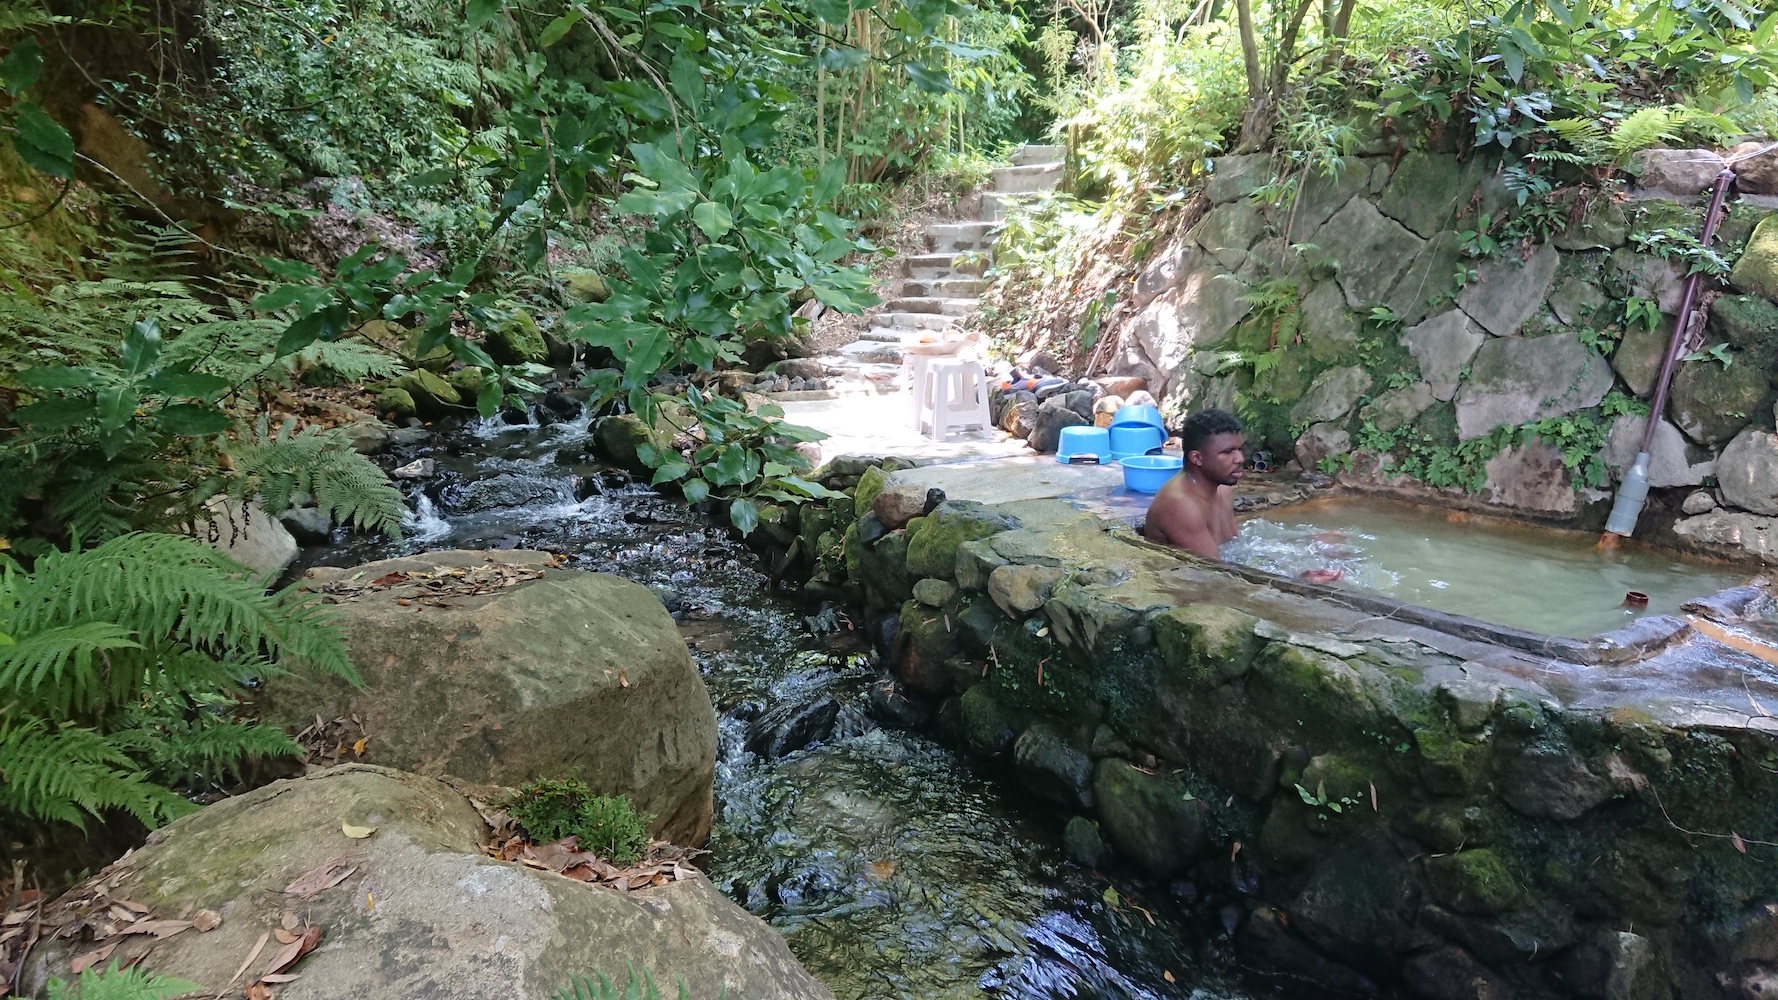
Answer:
[445, 366, 486, 398]
[1426, 848, 1522, 915]
[960, 684, 1019, 756]
[1014, 722, 1095, 809]
[561, 270, 611, 303]
[1152, 604, 1259, 689]
[1728, 214, 1778, 304]
[1250, 642, 1385, 744]
[1610, 320, 1669, 398]
[1062, 815, 1105, 868]
[1668, 346, 1774, 446]
[1414, 723, 1488, 795]
[858, 528, 913, 607]
[485, 309, 549, 365]
[376, 386, 417, 419]
[1710, 295, 1778, 353]
[854, 465, 889, 519]
[955, 537, 1008, 591]
[392, 368, 463, 416]
[1091, 758, 1208, 878]
[1299, 753, 1371, 806]
[894, 597, 961, 696]
[903, 501, 1019, 580]
[593, 413, 666, 473]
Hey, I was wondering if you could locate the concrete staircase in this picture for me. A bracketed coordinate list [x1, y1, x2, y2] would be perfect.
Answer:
[827, 144, 1064, 376]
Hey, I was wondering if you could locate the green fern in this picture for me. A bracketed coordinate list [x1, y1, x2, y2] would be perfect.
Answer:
[0, 533, 358, 826]
[227, 418, 408, 536]
[554, 966, 705, 1000]
[45, 963, 201, 1000]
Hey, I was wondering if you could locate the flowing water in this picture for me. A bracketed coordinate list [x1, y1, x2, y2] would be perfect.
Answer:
[302, 403, 1256, 1000]
[1223, 497, 1750, 638]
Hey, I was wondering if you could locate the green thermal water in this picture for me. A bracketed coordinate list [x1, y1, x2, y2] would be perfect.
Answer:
[1224, 497, 1752, 638]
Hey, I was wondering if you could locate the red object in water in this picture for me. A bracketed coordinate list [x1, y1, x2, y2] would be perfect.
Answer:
[1624, 591, 1650, 607]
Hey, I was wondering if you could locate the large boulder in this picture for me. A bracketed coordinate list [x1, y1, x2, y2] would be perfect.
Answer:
[1193, 202, 1266, 270]
[1730, 215, 1778, 305]
[1092, 759, 1208, 879]
[1285, 158, 1373, 242]
[24, 766, 829, 1000]
[1289, 365, 1372, 426]
[1299, 281, 1359, 361]
[1711, 295, 1778, 352]
[1732, 142, 1778, 196]
[1717, 427, 1778, 515]
[1386, 230, 1466, 325]
[1480, 442, 1576, 514]
[1378, 151, 1477, 237]
[1400, 309, 1486, 402]
[1602, 414, 1714, 488]
[1629, 148, 1725, 197]
[1608, 249, 1688, 314]
[197, 497, 298, 581]
[1455, 244, 1560, 337]
[1454, 333, 1614, 440]
[1668, 349, 1774, 446]
[1129, 263, 1251, 376]
[263, 550, 717, 844]
[1610, 320, 1671, 398]
[1317, 198, 1425, 307]
[1205, 153, 1273, 204]
[1358, 382, 1435, 432]
[1674, 510, 1778, 562]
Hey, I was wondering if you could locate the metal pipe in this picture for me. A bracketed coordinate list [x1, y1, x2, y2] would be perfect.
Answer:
[1603, 164, 1735, 538]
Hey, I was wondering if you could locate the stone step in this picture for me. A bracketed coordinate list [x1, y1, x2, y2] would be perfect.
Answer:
[858, 327, 905, 342]
[904, 254, 986, 282]
[884, 297, 979, 316]
[880, 311, 959, 330]
[838, 339, 904, 364]
[1010, 144, 1065, 166]
[991, 162, 1064, 194]
[925, 221, 997, 254]
[902, 277, 988, 298]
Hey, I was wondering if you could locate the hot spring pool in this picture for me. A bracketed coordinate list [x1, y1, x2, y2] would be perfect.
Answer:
[1222, 497, 1751, 638]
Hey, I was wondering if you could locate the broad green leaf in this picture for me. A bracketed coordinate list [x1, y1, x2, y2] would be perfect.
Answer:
[466, 0, 503, 29]
[808, 0, 849, 21]
[538, 9, 582, 45]
[18, 366, 98, 390]
[154, 403, 234, 436]
[261, 257, 320, 282]
[691, 201, 733, 239]
[13, 395, 96, 429]
[95, 387, 139, 432]
[728, 497, 759, 536]
[669, 50, 704, 113]
[477, 381, 503, 418]
[12, 102, 71, 177]
[121, 320, 162, 377]
[812, 157, 847, 207]
[681, 478, 711, 503]
[144, 371, 231, 398]
[651, 460, 691, 484]
[1, 38, 43, 96]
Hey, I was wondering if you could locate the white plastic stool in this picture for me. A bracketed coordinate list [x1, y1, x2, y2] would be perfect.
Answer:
[917, 358, 993, 439]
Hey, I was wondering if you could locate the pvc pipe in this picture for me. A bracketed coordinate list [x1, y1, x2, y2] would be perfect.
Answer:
[1603, 164, 1734, 537]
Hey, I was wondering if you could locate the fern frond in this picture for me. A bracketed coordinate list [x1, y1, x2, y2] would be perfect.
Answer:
[1609, 106, 1688, 155]
[114, 711, 301, 790]
[45, 961, 202, 1000]
[228, 418, 407, 537]
[0, 717, 194, 828]
[0, 622, 142, 718]
[290, 340, 410, 381]
[2, 533, 360, 689]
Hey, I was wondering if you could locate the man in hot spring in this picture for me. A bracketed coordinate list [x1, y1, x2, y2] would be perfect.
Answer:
[1143, 408, 1344, 584]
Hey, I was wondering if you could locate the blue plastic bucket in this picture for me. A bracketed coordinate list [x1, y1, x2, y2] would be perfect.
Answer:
[1109, 404, 1164, 431]
[1055, 426, 1111, 464]
[1108, 423, 1164, 459]
[1119, 454, 1183, 492]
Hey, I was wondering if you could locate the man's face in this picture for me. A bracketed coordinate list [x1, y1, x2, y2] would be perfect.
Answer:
[1189, 432, 1245, 486]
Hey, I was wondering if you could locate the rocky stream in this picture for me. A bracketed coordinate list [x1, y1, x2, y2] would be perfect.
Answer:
[299, 403, 1260, 1000]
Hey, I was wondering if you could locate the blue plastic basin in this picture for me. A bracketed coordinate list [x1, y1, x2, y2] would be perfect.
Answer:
[1120, 454, 1183, 493]
[1108, 423, 1164, 459]
[1055, 426, 1111, 464]
[1109, 404, 1164, 430]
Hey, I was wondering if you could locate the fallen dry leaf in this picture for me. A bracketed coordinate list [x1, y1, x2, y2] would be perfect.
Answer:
[280, 913, 301, 931]
[2, 909, 32, 926]
[352, 737, 368, 756]
[285, 855, 354, 899]
[1163, 970, 1176, 984]
[229, 931, 271, 989]
[341, 821, 376, 840]
[262, 973, 303, 984]
[115, 899, 150, 915]
[273, 928, 300, 945]
[192, 909, 222, 933]
[247, 982, 274, 1000]
[1734, 831, 1749, 854]
[69, 942, 118, 975]
[262, 926, 323, 979]
[1370, 781, 1379, 812]
[618, 669, 629, 688]
[121, 919, 192, 939]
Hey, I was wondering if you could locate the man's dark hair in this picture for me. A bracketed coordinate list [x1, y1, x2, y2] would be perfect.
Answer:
[1179, 407, 1243, 457]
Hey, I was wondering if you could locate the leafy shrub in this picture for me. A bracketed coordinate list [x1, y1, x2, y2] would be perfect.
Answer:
[507, 777, 652, 864]
[0, 533, 358, 828]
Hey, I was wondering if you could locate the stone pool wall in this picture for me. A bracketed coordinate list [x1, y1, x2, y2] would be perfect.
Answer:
[755, 461, 1778, 999]
[1002, 144, 1778, 561]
